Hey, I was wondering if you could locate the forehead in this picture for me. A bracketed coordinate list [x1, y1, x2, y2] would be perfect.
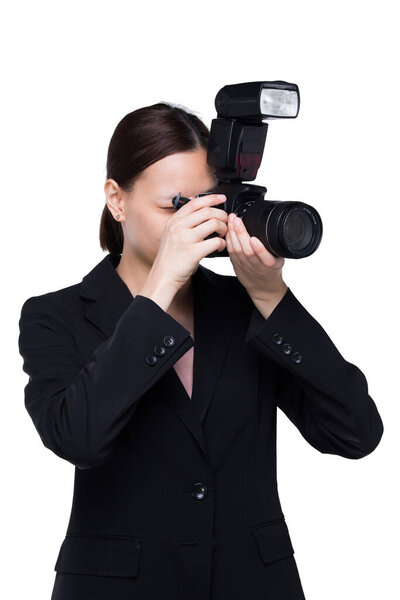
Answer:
[141, 150, 215, 187]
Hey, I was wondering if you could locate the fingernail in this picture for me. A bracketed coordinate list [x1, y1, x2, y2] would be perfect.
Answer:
[217, 194, 226, 199]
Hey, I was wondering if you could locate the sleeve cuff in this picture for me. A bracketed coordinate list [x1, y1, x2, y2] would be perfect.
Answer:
[244, 286, 342, 384]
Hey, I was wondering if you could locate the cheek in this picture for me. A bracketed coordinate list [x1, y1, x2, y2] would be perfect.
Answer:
[125, 211, 167, 248]
[154, 212, 173, 243]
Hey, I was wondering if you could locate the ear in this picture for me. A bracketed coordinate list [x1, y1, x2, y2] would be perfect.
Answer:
[104, 179, 125, 221]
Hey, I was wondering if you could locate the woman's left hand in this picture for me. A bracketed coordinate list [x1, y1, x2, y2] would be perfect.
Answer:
[226, 213, 288, 300]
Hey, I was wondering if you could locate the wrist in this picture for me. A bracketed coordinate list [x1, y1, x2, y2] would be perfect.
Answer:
[249, 280, 288, 303]
[138, 273, 179, 312]
[250, 282, 288, 320]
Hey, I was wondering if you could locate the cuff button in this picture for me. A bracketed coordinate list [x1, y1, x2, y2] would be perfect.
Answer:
[146, 354, 158, 366]
[163, 335, 176, 347]
[272, 333, 283, 345]
[292, 352, 303, 364]
[154, 344, 166, 357]
[282, 343, 292, 355]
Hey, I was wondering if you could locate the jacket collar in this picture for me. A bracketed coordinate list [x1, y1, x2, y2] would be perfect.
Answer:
[80, 253, 245, 463]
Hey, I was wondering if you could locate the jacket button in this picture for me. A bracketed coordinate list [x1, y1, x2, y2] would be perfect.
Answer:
[191, 482, 208, 500]
[282, 343, 292, 355]
[292, 351, 302, 364]
[154, 344, 166, 357]
[163, 335, 176, 347]
[272, 333, 283, 345]
[146, 353, 158, 366]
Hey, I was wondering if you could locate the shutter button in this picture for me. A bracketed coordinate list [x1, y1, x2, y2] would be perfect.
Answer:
[163, 335, 176, 347]
[191, 482, 208, 500]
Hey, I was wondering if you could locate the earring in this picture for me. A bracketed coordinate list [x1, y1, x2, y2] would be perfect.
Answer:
[115, 214, 120, 220]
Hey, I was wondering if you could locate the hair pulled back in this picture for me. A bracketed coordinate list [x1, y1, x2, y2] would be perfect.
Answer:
[100, 102, 211, 255]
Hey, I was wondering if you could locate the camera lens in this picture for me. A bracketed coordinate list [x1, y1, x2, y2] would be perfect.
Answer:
[282, 208, 314, 251]
[240, 199, 323, 258]
[267, 201, 323, 258]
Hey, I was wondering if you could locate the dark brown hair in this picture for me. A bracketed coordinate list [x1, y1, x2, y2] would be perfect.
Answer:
[99, 102, 211, 254]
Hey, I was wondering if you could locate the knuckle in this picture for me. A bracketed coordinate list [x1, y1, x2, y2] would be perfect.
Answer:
[214, 207, 226, 219]
[195, 198, 204, 209]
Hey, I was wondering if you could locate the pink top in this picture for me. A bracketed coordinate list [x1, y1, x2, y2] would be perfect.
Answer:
[173, 345, 194, 399]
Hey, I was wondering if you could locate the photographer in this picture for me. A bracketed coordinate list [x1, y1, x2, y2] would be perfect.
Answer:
[18, 102, 384, 600]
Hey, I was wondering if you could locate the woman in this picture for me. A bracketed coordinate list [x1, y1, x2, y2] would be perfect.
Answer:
[18, 103, 384, 600]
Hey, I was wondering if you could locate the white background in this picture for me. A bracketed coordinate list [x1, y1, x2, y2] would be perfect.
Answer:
[2, 1, 398, 598]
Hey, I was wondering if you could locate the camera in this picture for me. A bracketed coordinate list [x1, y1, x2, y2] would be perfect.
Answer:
[172, 81, 323, 259]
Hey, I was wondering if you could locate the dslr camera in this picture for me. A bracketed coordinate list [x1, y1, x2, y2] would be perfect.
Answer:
[173, 81, 323, 259]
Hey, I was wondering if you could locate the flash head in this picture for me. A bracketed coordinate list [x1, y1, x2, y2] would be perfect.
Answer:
[215, 81, 300, 120]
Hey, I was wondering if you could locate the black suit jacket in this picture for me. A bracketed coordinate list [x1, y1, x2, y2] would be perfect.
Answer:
[18, 252, 384, 600]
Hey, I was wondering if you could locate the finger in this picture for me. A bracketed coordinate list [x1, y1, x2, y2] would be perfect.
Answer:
[179, 193, 227, 216]
[232, 215, 256, 257]
[226, 229, 233, 254]
[227, 214, 242, 254]
[183, 206, 229, 229]
[250, 236, 281, 268]
[192, 218, 227, 242]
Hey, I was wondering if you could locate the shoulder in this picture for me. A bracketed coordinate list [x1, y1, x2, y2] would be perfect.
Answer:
[19, 281, 84, 326]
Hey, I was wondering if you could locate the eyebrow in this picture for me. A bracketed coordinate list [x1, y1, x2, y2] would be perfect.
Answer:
[159, 186, 217, 199]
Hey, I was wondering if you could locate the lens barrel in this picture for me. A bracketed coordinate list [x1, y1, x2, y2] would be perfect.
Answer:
[239, 199, 323, 258]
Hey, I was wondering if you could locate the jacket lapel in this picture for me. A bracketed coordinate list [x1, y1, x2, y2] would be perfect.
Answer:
[159, 260, 244, 445]
[190, 263, 243, 424]
[80, 253, 135, 339]
[79, 253, 244, 462]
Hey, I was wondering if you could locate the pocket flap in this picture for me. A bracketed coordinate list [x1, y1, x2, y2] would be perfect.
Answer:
[252, 518, 295, 565]
[54, 534, 141, 577]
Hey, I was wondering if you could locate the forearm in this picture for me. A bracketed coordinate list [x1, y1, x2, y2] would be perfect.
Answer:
[19, 294, 194, 468]
[244, 286, 384, 458]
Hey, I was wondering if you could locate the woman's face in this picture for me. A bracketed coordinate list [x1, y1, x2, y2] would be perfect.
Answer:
[105, 147, 217, 268]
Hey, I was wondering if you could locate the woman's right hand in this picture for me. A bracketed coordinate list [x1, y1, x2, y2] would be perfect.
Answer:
[150, 193, 229, 292]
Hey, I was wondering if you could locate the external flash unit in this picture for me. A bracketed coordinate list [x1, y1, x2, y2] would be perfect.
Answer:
[172, 81, 322, 259]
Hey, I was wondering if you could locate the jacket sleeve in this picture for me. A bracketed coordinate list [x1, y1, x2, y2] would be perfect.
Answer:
[18, 294, 195, 469]
[244, 286, 384, 459]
